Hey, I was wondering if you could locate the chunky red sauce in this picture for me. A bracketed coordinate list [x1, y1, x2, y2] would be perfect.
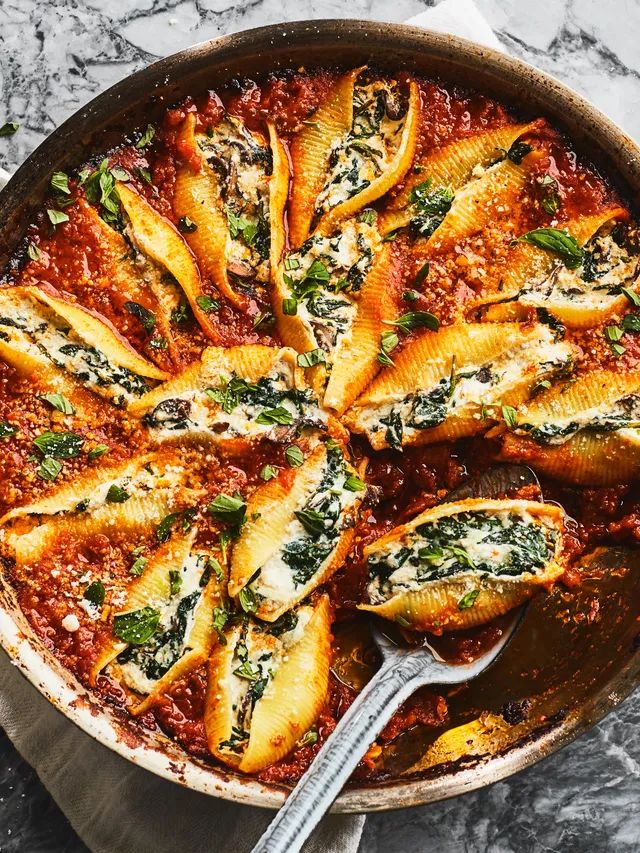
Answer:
[0, 67, 637, 786]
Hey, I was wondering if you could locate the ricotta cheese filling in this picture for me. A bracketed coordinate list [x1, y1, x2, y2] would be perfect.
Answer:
[222, 607, 312, 755]
[116, 551, 212, 695]
[197, 115, 272, 282]
[353, 328, 572, 449]
[143, 358, 327, 441]
[517, 391, 640, 445]
[0, 293, 150, 405]
[314, 79, 407, 217]
[367, 509, 557, 604]
[249, 446, 360, 605]
[521, 229, 640, 310]
[282, 219, 380, 357]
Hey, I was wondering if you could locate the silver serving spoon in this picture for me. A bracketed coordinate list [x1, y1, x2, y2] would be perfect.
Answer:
[251, 465, 539, 853]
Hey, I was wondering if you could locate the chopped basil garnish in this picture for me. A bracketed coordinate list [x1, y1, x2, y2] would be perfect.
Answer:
[113, 607, 160, 644]
[84, 580, 106, 608]
[395, 615, 411, 628]
[605, 325, 624, 343]
[171, 301, 189, 324]
[212, 606, 229, 642]
[82, 159, 122, 224]
[130, 555, 148, 576]
[156, 507, 197, 542]
[37, 457, 62, 481]
[27, 242, 41, 261]
[282, 297, 298, 315]
[260, 464, 278, 481]
[110, 166, 130, 182]
[255, 406, 293, 426]
[297, 348, 326, 368]
[0, 421, 17, 438]
[238, 585, 258, 614]
[458, 589, 480, 610]
[539, 175, 561, 215]
[502, 405, 518, 428]
[403, 290, 419, 302]
[518, 227, 583, 269]
[622, 288, 640, 307]
[0, 121, 19, 136]
[208, 493, 247, 526]
[177, 216, 197, 233]
[344, 473, 365, 491]
[51, 171, 71, 195]
[377, 330, 399, 366]
[358, 208, 377, 225]
[196, 295, 220, 312]
[414, 262, 430, 285]
[135, 124, 155, 149]
[106, 484, 130, 503]
[87, 444, 109, 461]
[298, 728, 319, 748]
[409, 180, 455, 237]
[621, 314, 640, 333]
[225, 205, 258, 246]
[124, 301, 156, 332]
[47, 208, 69, 226]
[33, 431, 84, 459]
[610, 341, 626, 357]
[285, 445, 304, 468]
[507, 140, 534, 164]
[253, 311, 275, 329]
[386, 311, 440, 334]
[39, 393, 75, 415]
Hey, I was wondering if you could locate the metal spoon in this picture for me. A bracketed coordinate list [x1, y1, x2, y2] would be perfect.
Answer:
[251, 465, 539, 853]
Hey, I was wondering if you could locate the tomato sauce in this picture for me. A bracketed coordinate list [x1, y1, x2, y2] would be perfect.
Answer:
[1, 67, 637, 786]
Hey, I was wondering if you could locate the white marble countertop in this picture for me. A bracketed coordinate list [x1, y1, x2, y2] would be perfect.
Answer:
[0, 1, 639, 851]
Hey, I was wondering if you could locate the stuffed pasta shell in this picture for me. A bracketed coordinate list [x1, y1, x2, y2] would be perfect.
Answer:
[205, 595, 330, 773]
[0, 284, 167, 407]
[498, 368, 640, 484]
[92, 529, 225, 714]
[359, 499, 566, 631]
[229, 441, 365, 620]
[131, 344, 342, 445]
[289, 68, 419, 245]
[344, 322, 573, 450]
[273, 216, 400, 413]
[173, 112, 288, 309]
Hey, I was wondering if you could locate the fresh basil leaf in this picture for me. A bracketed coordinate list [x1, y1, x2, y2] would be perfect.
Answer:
[283, 297, 298, 316]
[507, 140, 534, 164]
[33, 431, 84, 459]
[0, 421, 17, 438]
[171, 301, 189, 324]
[208, 493, 247, 526]
[403, 290, 419, 302]
[148, 336, 167, 350]
[51, 171, 71, 195]
[39, 393, 75, 415]
[177, 216, 197, 233]
[260, 464, 278, 481]
[110, 166, 130, 182]
[113, 607, 160, 644]
[106, 484, 130, 503]
[605, 325, 624, 342]
[621, 288, 640, 308]
[358, 208, 377, 225]
[27, 242, 41, 261]
[0, 121, 19, 136]
[502, 405, 518, 428]
[285, 445, 304, 468]
[539, 175, 561, 215]
[298, 728, 319, 748]
[297, 348, 326, 368]
[238, 586, 258, 614]
[610, 341, 626, 357]
[124, 301, 156, 332]
[414, 262, 430, 286]
[37, 457, 62, 481]
[344, 473, 365, 492]
[135, 124, 155, 149]
[196, 295, 220, 312]
[84, 580, 105, 608]
[621, 314, 640, 333]
[458, 589, 480, 610]
[212, 606, 229, 642]
[47, 208, 69, 226]
[87, 444, 109, 461]
[518, 227, 583, 269]
[130, 555, 148, 576]
[387, 311, 440, 334]
[134, 166, 152, 184]
[256, 407, 293, 426]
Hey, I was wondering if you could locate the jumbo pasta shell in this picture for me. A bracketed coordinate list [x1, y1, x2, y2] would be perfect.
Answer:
[359, 498, 565, 631]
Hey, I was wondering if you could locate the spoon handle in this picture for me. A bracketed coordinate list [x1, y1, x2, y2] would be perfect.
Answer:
[250, 655, 429, 853]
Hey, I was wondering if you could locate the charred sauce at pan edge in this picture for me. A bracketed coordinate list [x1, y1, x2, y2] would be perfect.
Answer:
[1, 68, 635, 785]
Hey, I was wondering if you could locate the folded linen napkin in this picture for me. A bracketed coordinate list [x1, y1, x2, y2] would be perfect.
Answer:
[0, 2, 503, 850]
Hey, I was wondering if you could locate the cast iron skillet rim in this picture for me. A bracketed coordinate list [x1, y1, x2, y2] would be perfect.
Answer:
[0, 18, 639, 814]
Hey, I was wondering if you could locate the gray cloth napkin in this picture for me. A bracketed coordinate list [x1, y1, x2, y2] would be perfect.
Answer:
[0, 2, 502, 850]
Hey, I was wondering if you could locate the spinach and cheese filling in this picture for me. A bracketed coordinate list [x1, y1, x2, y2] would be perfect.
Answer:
[517, 392, 640, 445]
[0, 292, 150, 405]
[367, 508, 557, 605]
[248, 445, 360, 604]
[114, 551, 213, 695]
[221, 609, 311, 756]
[143, 362, 327, 441]
[282, 218, 380, 353]
[520, 227, 640, 309]
[314, 79, 408, 217]
[354, 329, 571, 450]
[197, 115, 271, 282]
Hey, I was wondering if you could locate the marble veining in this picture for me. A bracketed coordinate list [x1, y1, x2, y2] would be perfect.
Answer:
[0, 1, 639, 851]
